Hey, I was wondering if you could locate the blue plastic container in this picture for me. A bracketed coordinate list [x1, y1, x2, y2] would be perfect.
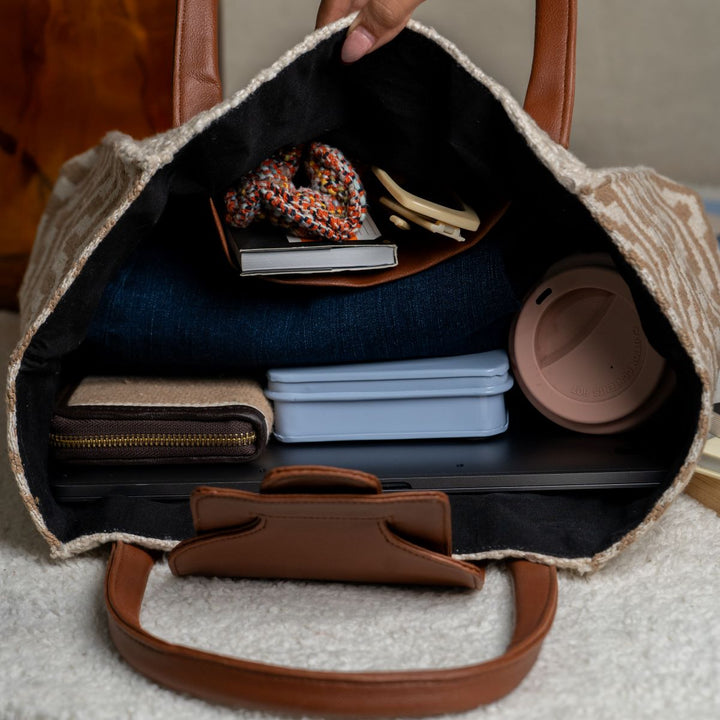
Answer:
[266, 351, 513, 442]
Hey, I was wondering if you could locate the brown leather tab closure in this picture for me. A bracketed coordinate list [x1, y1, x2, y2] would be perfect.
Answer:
[261, 464, 382, 494]
[168, 467, 484, 589]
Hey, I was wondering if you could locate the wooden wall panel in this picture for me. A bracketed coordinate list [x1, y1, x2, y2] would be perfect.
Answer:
[0, 0, 175, 309]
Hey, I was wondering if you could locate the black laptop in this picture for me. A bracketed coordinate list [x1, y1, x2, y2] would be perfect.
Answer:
[50, 411, 673, 501]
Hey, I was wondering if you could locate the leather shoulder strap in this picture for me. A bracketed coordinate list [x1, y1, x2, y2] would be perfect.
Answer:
[172, 0, 222, 127]
[172, 0, 577, 147]
[523, 0, 577, 148]
[106, 543, 557, 717]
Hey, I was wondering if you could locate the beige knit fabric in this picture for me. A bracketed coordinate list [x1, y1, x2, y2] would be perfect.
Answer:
[7, 18, 720, 567]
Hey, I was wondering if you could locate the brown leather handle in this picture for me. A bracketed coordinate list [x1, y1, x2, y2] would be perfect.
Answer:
[172, 0, 576, 147]
[105, 544, 556, 717]
[106, 475, 558, 715]
[523, 0, 577, 147]
[172, 0, 223, 127]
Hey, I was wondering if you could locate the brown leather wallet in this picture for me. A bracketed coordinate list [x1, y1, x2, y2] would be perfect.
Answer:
[105, 465, 558, 717]
[49, 376, 272, 465]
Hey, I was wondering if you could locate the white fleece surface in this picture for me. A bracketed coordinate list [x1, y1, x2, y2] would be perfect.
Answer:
[1, 309, 719, 720]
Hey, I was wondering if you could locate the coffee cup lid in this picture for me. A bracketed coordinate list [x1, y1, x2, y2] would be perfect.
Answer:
[510, 265, 669, 433]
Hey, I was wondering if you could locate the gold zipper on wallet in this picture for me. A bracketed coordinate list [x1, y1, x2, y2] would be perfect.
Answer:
[49, 432, 256, 450]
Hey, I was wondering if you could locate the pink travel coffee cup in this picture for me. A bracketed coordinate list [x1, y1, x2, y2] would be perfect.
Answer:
[509, 255, 674, 434]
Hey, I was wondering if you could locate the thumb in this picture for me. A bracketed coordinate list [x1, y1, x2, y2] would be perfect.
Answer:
[341, 0, 424, 63]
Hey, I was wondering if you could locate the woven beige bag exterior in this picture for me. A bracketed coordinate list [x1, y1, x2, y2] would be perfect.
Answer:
[7, 20, 720, 570]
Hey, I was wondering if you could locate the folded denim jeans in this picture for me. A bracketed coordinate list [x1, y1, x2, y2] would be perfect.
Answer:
[80, 219, 520, 373]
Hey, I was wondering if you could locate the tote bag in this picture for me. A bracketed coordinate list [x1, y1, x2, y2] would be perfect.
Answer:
[7, 1, 720, 716]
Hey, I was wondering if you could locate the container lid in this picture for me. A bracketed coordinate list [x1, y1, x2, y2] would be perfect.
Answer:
[509, 265, 669, 433]
[267, 350, 510, 385]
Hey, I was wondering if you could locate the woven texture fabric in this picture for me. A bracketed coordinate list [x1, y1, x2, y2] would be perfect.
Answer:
[7, 18, 720, 566]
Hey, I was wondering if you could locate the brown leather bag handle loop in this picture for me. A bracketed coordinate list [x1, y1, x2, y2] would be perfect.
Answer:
[172, 0, 223, 127]
[106, 542, 557, 717]
[172, 0, 577, 147]
[523, 0, 577, 147]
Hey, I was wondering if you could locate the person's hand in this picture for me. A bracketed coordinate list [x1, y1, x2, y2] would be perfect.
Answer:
[316, 0, 425, 63]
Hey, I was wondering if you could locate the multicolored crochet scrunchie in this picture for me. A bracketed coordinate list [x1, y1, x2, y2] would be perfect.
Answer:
[225, 143, 367, 242]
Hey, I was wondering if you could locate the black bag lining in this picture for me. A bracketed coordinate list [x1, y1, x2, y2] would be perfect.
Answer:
[14, 29, 701, 558]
